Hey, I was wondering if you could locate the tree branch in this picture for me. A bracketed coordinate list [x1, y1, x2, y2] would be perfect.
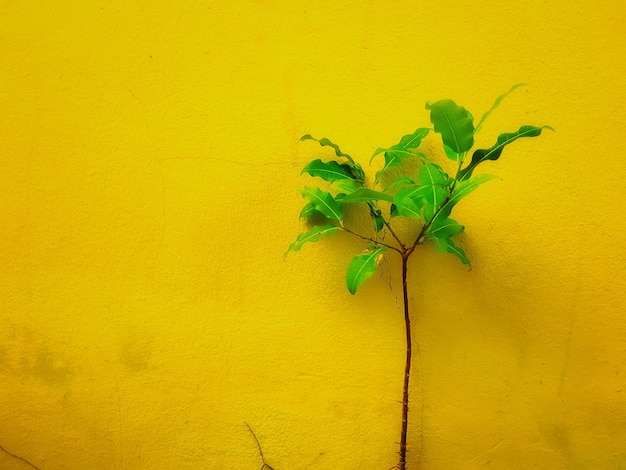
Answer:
[341, 227, 402, 253]
[382, 219, 406, 251]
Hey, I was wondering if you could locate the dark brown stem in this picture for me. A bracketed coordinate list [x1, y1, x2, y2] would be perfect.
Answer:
[398, 253, 411, 470]
[341, 227, 402, 254]
[366, 202, 405, 250]
[383, 219, 406, 251]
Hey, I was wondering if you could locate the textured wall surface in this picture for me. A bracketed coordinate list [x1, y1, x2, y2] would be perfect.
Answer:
[2, 1, 626, 469]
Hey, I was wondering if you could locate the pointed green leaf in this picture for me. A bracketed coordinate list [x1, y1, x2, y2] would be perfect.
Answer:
[459, 125, 554, 180]
[417, 163, 448, 185]
[330, 178, 359, 194]
[384, 176, 415, 192]
[346, 246, 386, 294]
[394, 163, 447, 202]
[285, 224, 341, 257]
[423, 202, 436, 222]
[451, 174, 497, 204]
[300, 134, 365, 181]
[443, 144, 458, 160]
[394, 127, 431, 151]
[475, 83, 527, 135]
[425, 100, 475, 157]
[371, 148, 414, 162]
[373, 149, 427, 175]
[393, 193, 423, 219]
[393, 186, 424, 207]
[394, 185, 433, 205]
[300, 134, 354, 162]
[299, 202, 319, 219]
[417, 163, 449, 205]
[391, 164, 449, 220]
[432, 236, 471, 267]
[299, 186, 343, 221]
[374, 151, 403, 183]
[372, 128, 431, 183]
[427, 217, 464, 238]
[393, 186, 442, 220]
[371, 127, 431, 162]
[373, 151, 429, 184]
[341, 187, 394, 204]
[368, 205, 386, 232]
[301, 159, 355, 182]
[433, 174, 497, 223]
[348, 162, 366, 182]
[390, 203, 398, 217]
[334, 193, 347, 203]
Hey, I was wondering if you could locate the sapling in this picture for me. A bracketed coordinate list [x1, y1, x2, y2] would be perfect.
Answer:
[286, 85, 552, 470]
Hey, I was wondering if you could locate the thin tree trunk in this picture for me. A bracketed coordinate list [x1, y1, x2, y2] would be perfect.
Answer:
[398, 254, 411, 470]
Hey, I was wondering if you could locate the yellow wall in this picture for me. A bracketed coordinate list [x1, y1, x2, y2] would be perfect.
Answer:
[2, 1, 626, 468]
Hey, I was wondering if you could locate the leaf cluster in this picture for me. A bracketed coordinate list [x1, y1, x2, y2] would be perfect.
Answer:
[287, 85, 552, 294]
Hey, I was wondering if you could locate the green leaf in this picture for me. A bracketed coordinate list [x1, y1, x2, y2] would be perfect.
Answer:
[391, 164, 448, 219]
[368, 205, 386, 232]
[334, 193, 347, 203]
[459, 125, 553, 180]
[394, 187, 428, 218]
[299, 186, 343, 221]
[417, 163, 449, 205]
[475, 83, 527, 135]
[427, 217, 464, 238]
[443, 144, 458, 160]
[372, 128, 431, 183]
[451, 174, 497, 205]
[300, 134, 354, 162]
[393, 163, 447, 202]
[301, 159, 355, 182]
[394, 127, 431, 151]
[341, 187, 394, 204]
[432, 237, 471, 267]
[433, 174, 497, 222]
[299, 202, 318, 219]
[384, 176, 415, 192]
[346, 246, 386, 294]
[393, 193, 422, 219]
[373, 151, 428, 185]
[285, 224, 341, 257]
[374, 152, 403, 184]
[350, 163, 366, 182]
[392, 187, 431, 220]
[425, 99, 475, 157]
[393, 185, 431, 205]
[371, 127, 431, 162]
[300, 134, 365, 181]
[330, 178, 359, 194]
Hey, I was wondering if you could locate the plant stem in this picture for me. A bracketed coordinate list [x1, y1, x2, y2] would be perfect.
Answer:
[383, 219, 406, 251]
[398, 253, 412, 470]
[341, 227, 402, 254]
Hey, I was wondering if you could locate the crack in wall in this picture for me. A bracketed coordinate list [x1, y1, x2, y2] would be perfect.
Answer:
[0, 443, 42, 470]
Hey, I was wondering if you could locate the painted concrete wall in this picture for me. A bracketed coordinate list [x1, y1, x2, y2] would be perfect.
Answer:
[2, 1, 625, 468]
